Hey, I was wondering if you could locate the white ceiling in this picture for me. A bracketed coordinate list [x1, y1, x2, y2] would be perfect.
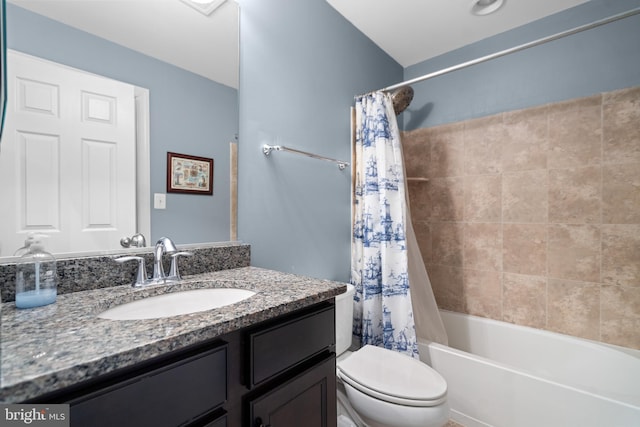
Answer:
[8, 0, 590, 89]
[327, 0, 590, 67]
[8, 0, 239, 88]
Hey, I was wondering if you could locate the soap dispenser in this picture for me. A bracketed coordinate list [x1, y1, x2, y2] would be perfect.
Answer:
[15, 236, 58, 309]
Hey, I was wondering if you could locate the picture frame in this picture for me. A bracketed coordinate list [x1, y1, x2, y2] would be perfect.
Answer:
[167, 152, 214, 195]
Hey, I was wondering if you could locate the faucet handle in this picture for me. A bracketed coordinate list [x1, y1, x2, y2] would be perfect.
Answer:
[114, 256, 148, 287]
[167, 252, 193, 281]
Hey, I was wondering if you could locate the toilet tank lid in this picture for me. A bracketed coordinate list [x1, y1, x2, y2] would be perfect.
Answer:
[337, 345, 447, 402]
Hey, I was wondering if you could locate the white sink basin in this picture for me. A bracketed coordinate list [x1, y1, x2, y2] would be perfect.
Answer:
[98, 288, 256, 320]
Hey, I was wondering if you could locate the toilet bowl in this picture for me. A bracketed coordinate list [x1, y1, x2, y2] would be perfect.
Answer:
[335, 285, 449, 427]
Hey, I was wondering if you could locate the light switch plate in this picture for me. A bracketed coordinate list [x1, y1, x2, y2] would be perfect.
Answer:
[154, 193, 166, 209]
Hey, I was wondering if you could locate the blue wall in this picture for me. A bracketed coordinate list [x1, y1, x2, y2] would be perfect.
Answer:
[403, 0, 640, 129]
[238, 0, 402, 281]
[238, 0, 640, 282]
[5, 4, 238, 245]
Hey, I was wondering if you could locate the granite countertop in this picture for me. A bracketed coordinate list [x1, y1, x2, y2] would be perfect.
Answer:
[0, 266, 347, 403]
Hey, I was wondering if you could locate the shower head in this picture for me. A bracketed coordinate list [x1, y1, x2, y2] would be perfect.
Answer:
[390, 85, 414, 115]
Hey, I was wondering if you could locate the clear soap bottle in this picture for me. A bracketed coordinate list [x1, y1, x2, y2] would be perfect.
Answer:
[15, 237, 58, 309]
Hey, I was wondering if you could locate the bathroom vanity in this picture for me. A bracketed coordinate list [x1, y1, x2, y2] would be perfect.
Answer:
[0, 265, 345, 427]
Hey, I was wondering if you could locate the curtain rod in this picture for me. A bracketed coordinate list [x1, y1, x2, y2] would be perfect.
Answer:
[359, 7, 640, 97]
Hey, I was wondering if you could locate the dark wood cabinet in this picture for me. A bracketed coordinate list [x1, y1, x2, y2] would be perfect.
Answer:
[249, 355, 336, 427]
[28, 301, 336, 427]
[67, 344, 227, 427]
[246, 303, 335, 387]
[244, 302, 336, 427]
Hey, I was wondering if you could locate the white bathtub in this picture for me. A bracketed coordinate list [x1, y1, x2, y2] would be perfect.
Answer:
[418, 310, 640, 427]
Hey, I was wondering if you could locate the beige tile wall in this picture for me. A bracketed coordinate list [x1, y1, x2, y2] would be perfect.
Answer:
[402, 86, 640, 350]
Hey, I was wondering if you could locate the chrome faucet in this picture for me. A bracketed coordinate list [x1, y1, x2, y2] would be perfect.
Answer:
[115, 237, 192, 287]
[152, 237, 178, 283]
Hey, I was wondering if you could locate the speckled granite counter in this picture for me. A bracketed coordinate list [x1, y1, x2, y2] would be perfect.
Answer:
[0, 267, 347, 403]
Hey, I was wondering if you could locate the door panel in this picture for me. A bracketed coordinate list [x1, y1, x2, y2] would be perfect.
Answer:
[82, 138, 117, 228]
[18, 131, 61, 231]
[0, 50, 136, 256]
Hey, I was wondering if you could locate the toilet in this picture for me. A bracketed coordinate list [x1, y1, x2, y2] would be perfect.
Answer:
[335, 284, 449, 427]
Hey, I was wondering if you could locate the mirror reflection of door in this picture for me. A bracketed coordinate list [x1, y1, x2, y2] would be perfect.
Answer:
[0, 50, 140, 256]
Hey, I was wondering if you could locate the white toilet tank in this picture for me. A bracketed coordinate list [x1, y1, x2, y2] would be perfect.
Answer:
[335, 284, 356, 355]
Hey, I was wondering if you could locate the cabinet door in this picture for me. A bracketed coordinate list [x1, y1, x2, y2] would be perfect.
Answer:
[249, 356, 336, 427]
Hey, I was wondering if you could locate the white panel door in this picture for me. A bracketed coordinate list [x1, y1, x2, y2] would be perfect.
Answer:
[0, 50, 136, 256]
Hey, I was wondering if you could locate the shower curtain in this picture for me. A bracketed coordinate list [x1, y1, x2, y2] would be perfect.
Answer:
[351, 92, 447, 358]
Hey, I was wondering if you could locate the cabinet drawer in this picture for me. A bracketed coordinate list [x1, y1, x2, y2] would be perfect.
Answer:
[247, 303, 335, 387]
[69, 344, 227, 427]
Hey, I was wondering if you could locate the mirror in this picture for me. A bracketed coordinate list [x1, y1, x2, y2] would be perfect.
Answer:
[0, 0, 5, 143]
[0, 0, 239, 259]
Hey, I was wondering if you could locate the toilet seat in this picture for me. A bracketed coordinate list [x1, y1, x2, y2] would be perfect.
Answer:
[337, 345, 447, 407]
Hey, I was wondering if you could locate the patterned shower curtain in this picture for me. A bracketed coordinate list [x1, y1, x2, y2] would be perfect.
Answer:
[351, 91, 418, 358]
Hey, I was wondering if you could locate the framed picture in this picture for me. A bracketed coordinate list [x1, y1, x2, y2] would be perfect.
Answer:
[167, 152, 214, 195]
